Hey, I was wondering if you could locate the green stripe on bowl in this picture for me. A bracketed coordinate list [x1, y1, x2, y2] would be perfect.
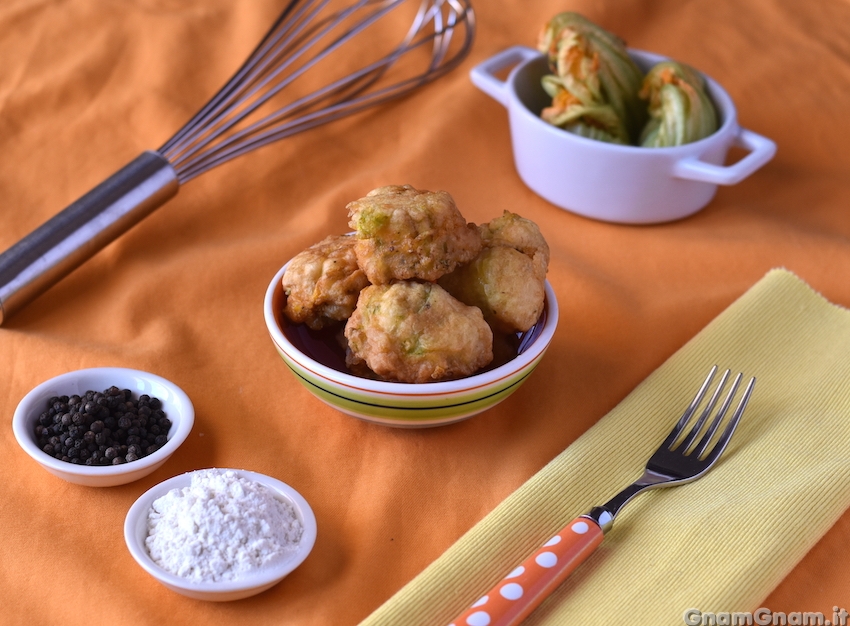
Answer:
[275, 348, 540, 422]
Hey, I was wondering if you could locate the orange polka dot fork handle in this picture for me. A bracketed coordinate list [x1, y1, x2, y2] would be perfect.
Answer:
[449, 516, 604, 626]
[448, 366, 756, 626]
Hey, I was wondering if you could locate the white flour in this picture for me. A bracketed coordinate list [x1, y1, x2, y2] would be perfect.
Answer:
[145, 468, 303, 582]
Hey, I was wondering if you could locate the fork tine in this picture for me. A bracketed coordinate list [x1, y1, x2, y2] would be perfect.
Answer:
[661, 365, 718, 449]
[678, 368, 731, 452]
[692, 372, 741, 457]
[698, 375, 755, 461]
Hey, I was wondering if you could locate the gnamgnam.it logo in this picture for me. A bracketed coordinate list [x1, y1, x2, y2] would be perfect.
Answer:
[683, 607, 849, 626]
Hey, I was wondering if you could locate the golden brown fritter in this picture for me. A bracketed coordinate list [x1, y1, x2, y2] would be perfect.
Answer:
[438, 246, 546, 333]
[344, 282, 493, 383]
[282, 235, 370, 330]
[438, 212, 549, 333]
[479, 211, 550, 280]
[346, 185, 482, 284]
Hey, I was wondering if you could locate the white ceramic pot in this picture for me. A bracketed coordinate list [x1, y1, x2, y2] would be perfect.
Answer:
[470, 46, 777, 224]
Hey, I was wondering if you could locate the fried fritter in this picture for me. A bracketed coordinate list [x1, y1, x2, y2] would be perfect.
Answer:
[344, 282, 493, 383]
[346, 185, 482, 284]
[438, 212, 550, 333]
[438, 246, 546, 333]
[479, 211, 550, 280]
[282, 234, 370, 330]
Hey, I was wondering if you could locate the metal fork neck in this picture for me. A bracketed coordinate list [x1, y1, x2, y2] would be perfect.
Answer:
[582, 470, 671, 533]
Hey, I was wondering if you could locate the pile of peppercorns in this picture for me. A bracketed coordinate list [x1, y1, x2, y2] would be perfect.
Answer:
[34, 386, 171, 466]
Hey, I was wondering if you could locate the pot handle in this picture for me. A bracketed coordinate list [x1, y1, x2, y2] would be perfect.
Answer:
[470, 45, 542, 108]
[673, 127, 777, 185]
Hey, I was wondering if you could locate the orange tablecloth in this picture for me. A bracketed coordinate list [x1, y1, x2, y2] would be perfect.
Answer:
[2, 0, 849, 624]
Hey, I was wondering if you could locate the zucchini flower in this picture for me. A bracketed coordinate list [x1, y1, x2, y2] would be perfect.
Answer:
[540, 75, 627, 144]
[638, 61, 718, 147]
[537, 12, 646, 143]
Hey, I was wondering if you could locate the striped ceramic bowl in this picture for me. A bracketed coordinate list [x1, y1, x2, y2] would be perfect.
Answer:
[263, 262, 558, 428]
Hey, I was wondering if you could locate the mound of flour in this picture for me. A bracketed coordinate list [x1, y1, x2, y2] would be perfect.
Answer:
[145, 468, 304, 582]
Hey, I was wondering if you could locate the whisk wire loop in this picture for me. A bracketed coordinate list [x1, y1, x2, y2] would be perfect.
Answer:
[162, 0, 356, 164]
[160, 0, 474, 182]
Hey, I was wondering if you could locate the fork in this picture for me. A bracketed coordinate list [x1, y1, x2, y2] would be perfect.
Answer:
[448, 366, 756, 626]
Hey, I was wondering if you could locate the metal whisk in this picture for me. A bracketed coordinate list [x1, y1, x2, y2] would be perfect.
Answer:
[0, 0, 474, 325]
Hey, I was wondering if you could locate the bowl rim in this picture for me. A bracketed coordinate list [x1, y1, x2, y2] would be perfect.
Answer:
[507, 47, 738, 154]
[123, 468, 317, 595]
[263, 260, 559, 395]
[12, 367, 194, 478]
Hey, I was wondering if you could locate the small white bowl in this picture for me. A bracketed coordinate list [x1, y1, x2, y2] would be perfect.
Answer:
[470, 46, 777, 224]
[124, 469, 317, 601]
[12, 367, 194, 487]
[264, 260, 559, 428]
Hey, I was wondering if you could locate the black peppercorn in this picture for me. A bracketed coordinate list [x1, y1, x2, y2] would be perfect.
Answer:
[33, 386, 171, 467]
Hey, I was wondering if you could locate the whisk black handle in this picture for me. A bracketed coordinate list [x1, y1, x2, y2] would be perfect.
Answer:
[0, 151, 179, 325]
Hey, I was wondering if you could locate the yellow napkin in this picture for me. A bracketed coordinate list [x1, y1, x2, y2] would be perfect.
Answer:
[359, 269, 850, 625]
